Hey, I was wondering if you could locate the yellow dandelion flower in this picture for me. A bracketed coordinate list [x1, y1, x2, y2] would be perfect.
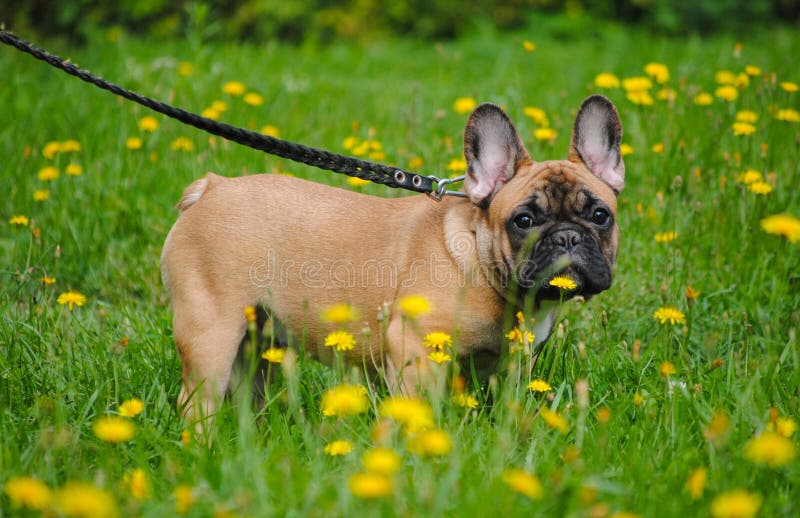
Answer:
[423, 332, 452, 350]
[506, 327, 534, 343]
[125, 137, 143, 150]
[651, 142, 665, 153]
[407, 428, 452, 457]
[685, 467, 707, 500]
[321, 303, 358, 324]
[57, 291, 87, 310]
[660, 361, 677, 376]
[768, 416, 798, 438]
[211, 100, 228, 112]
[627, 90, 654, 105]
[622, 76, 652, 92]
[177, 61, 194, 77]
[779, 81, 799, 93]
[41, 276, 56, 285]
[775, 108, 800, 122]
[737, 169, 762, 184]
[522, 40, 536, 52]
[397, 294, 431, 318]
[694, 92, 713, 106]
[715, 70, 736, 85]
[453, 393, 479, 409]
[743, 431, 796, 467]
[65, 163, 83, 176]
[734, 72, 750, 88]
[124, 468, 150, 500]
[348, 472, 393, 499]
[408, 156, 423, 169]
[453, 96, 477, 114]
[620, 143, 634, 156]
[710, 490, 761, 518]
[174, 485, 194, 514]
[43, 141, 62, 159]
[3, 476, 52, 510]
[654, 231, 678, 243]
[261, 348, 285, 364]
[60, 140, 81, 153]
[324, 330, 356, 351]
[644, 62, 670, 83]
[745, 65, 761, 76]
[528, 379, 552, 392]
[324, 439, 353, 456]
[170, 137, 194, 152]
[54, 481, 118, 518]
[594, 72, 620, 89]
[180, 430, 191, 445]
[93, 416, 135, 443]
[732, 122, 756, 136]
[685, 285, 700, 301]
[748, 181, 772, 195]
[653, 306, 685, 325]
[362, 447, 402, 475]
[38, 166, 59, 181]
[656, 87, 677, 101]
[347, 177, 371, 187]
[138, 116, 159, 132]
[243, 305, 256, 323]
[9, 215, 29, 226]
[633, 392, 644, 406]
[704, 410, 731, 444]
[243, 92, 264, 106]
[502, 468, 543, 500]
[118, 398, 144, 418]
[222, 81, 246, 96]
[523, 106, 549, 126]
[736, 110, 758, 123]
[540, 407, 568, 433]
[33, 189, 50, 201]
[534, 127, 557, 141]
[379, 397, 434, 432]
[321, 384, 368, 417]
[427, 350, 451, 364]
[715, 85, 738, 101]
[342, 135, 359, 151]
[446, 157, 467, 172]
[201, 107, 220, 120]
[549, 274, 577, 291]
[261, 125, 280, 137]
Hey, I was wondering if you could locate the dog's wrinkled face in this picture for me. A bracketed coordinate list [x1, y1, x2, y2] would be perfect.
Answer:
[463, 95, 624, 303]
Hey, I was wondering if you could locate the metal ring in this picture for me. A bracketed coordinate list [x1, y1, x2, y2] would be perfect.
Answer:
[394, 171, 406, 184]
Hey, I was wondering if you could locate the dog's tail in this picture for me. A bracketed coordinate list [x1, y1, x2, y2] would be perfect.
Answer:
[177, 173, 219, 212]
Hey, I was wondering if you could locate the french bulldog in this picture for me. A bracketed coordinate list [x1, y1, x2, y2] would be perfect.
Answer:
[161, 94, 624, 421]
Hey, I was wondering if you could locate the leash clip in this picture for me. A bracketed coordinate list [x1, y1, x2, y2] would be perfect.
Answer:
[428, 175, 467, 201]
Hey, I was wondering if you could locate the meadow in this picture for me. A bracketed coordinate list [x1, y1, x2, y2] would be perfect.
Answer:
[2, 17, 799, 517]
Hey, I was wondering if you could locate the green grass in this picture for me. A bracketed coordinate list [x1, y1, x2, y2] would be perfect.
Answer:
[2, 18, 799, 517]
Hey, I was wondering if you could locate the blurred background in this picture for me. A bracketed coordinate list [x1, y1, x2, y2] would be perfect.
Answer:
[3, 0, 799, 44]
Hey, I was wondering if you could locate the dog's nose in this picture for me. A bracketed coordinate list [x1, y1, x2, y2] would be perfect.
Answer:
[551, 230, 582, 250]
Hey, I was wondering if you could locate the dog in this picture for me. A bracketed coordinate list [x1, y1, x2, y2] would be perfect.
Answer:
[161, 94, 624, 421]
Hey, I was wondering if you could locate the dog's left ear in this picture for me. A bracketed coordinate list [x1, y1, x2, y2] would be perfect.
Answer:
[569, 95, 625, 193]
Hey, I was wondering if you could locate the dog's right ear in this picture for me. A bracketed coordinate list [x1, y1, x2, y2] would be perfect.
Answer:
[463, 103, 532, 206]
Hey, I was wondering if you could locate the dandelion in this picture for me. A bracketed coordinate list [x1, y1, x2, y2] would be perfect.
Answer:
[594, 72, 620, 89]
[321, 303, 358, 324]
[201, 107, 220, 120]
[743, 431, 796, 467]
[211, 100, 228, 112]
[703, 410, 730, 445]
[446, 157, 467, 172]
[653, 306, 686, 325]
[41, 276, 56, 285]
[423, 332, 452, 350]
[408, 156, 424, 169]
[348, 472, 393, 498]
[261, 125, 280, 137]
[502, 468, 543, 500]
[644, 62, 670, 83]
[540, 407, 568, 433]
[9, 215, 29, 226]
[397, 294, 431, 318]
[124, 468, 150, 500]
[745, 65, 761, 76]
[407, 428, 452, 456]
[747, 181, 772, 195]
[177, 61, 194, 77]
[60, 140, 81, 153]
[174, 485, 194, 514]
[736, 110, 758, 123]
[321, 383, 368, 417]
[243, 305, 257, 323]
[324, 330, 356, 351]
[180, 430, 191, 446]
[522, 40, 536, 52]
[523, 106, 549, 126]
[324, 439, 353, 456]
[528, 379, 552, 392]
[453, 393, 479, 409]
[66, 163, 83, 176]
[627, 90, 654, 106]
[656, 87, 677, 101]
[171, 137, 194, 152]
[54, 481, 118, 518]
[3, 476, 52, 510]
[362, 447, 402, 474]
[654, 231, 678, 243]
[138, 116, 159, 132]
[38, 166, 59, 181]
[453, 97, 477, 114]
[775, 108, 800, 122]
[222, 81, 246, 96]
[734, 72, 750, 88]
[57, 291, 87, 310]
[506, 327, 534, 343]
[534, 127, 557, 141]
[660, 361, 677, 376]
[715, 86, 738, 101]
[768, 416, 798, 438]
[732, 122, 756, 136]
[549, 275, 577, 291]
[715, 70, 736, 85]
[651, 142, 665, 154]
[737, 169, 762, 184]
[633, 393, 644, 406]
[244, 92, 264, 106]
[685, 285, 700, 301]
[92, 416, 135, 443]
[427, 350, 451, 364]
[710, 490, 761, 518]
[379, 397, 434, 432]
[31, 189, 50, 203]
[125, 137, 143, 150]
[694, 92, 713, 106]
[261, 348, 285, 364]
[622, 76, 652, 92]
[118, 398, 143, 418]
[685, 467, 707, 500]
[347, 177, 370, 187]
[43, 141, 62, 159]
[779, 81, 799, 93]
[620, 143, 634, 156]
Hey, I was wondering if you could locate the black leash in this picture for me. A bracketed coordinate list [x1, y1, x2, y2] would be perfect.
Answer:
[0, 29, 466, 199]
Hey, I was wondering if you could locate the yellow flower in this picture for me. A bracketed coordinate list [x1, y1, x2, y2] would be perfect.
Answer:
[446, 157, 467, 172]
[243, 92, 264, 106]
[57, 291, 87, 310]
[715, 69, 736, 85]
[660, 361, 677, 376]
[170, 137, 194, 152]
[41, 276, 57, 285]
[534, 127, 557, 141]
[747, 181, 772, 195]
[737, 169, 762, 184]
[177, 61, 194, 77]
[407, 428, 452, 456]
[704, 410, 731, 445]
[653, 306, 685, 325]
[347, 177, 371, 187]
[528, 379, 552, 392]
[66, 163, 83, 176]
[321, 384, 368, 417]
[710, 490, 761, 518]
[261, 348, 285, 364]
[502, 468, 543, 500]
[379, 397, 434, 432]
[174, 485, 194, 514]
[427, 350, 451, 364]
[348, 472, 393, 498]
[743, 431, 796, 467]
[222, 81, 246, 96]
[549, 274, 577, 291]
[453, 393, 479, 409]
[342, 135, 359, 150]
[3, 476, 52, 510]
[734, 72, 750, 88]
[362, 447, 402, 475]
[55, 481, 118, 518]
[258, 125, 280, 138]
[138, 116, 159, 132]
[654, 231, 678, 243]
[38, 166, 60, 181]
[540, 407, 568, 433]
[620, 143, 634, 156]
[423, 332, 452, 350]
[732, 122, 756, 136]
[397, 294, 431, 318]
[506, 327, 534, 344]
[651, 142, 665, 153]
[60, 140, 81, 153]
[656, 87, 677, 101]
[43, 140, 62, 159]
[180, 430, 191, 445]
[324, 439, 353, 456]
[768, 416, 798, 438]
[523, 106, 549, 126]
[685, 467, 707, 500]
[124, 468, 150, 500]
[644, 62, 670, 83]
[736, 110, 758, 123]
[321, 303, 358, 324]
[9, 215, 29, 226]
[779, 81, 799, 93]
[633, 392, 644, 406]
[453, 96, 477, 114]
[324, 330, 356, 351]
[745, 65, 761, 76]
[201, 107, 220, 120]
[685, 285, 700, 301]
[522, 40, 536, 52]
[775, 108, 800, 122]
[125, 137, 143, 150]
[31, 189, 49, 203]
[621, 76, 652, 92]
[715, 85, 738, 101]
[694, 92, 713, 106]
[627, 90, 654, 105]
[408, 156, 423, 169]
[211, 100, 228, 112]
[92, 416, 136, 443]
[594, 72, 620, 89]
[119, 398, 144, 418]
[243, 305, 256, 323]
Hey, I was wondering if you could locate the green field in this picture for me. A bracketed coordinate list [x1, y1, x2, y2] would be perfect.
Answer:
[2, 19, 799, 517]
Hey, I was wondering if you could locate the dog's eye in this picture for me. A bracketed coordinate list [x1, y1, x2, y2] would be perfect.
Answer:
[513, 213, 535, 230]
[590, 208, 611, 227]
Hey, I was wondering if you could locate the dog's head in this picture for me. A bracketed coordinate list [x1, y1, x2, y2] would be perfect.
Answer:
[463, 95, 624, 303]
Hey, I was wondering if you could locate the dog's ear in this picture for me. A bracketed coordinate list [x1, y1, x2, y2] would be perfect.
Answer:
[569, 95, 625, 193]
[463, 103, 532, 206]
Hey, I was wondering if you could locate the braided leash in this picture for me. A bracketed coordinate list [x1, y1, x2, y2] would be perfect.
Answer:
[1, 29, 466, 198]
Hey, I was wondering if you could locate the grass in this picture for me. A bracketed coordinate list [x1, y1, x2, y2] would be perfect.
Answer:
[2, 17, 799, 517]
